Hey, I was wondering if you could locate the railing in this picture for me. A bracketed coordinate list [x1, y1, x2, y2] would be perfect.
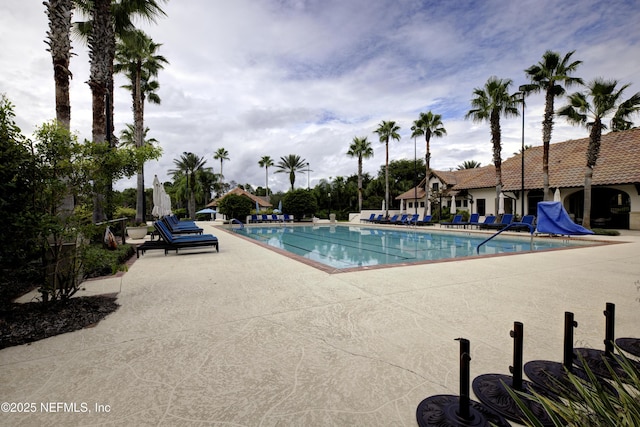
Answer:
[476, 223, 534, 255]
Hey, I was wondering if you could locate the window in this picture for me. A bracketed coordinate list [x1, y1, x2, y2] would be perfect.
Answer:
[432, 182, 439, 192]
[408, 202, 413, 208]
[420, 201, 425, 207]
[477, 199, 486, 216]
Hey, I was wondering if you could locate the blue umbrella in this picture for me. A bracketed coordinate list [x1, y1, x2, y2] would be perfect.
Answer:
[196, 208, 216, 220]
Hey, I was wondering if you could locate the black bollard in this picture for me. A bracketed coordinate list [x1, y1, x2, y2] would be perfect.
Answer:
[563, 311, 578, 370]
[456, 337, 471, 421]
[509, 322, 523, 391]
[604, 302, 615, 357]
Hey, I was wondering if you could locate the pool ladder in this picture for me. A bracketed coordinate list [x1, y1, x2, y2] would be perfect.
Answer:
[476, 223, 534, 255]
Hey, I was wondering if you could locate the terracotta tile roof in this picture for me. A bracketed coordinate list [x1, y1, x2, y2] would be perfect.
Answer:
[207, 187, 272, 208]
[453, 127, 640, 191]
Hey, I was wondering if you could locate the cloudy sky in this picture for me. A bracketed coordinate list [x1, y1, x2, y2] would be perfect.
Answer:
[2, 0, 639, 194]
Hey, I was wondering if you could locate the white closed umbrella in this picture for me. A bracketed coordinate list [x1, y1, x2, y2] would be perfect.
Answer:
[553, 188, 561, 202]
[498, 193, 505, 215]
[450, 194, 456, 214]
[152, 175, 162, 218]
[426, 199, 431, 216]
[162, 192, 172, 216]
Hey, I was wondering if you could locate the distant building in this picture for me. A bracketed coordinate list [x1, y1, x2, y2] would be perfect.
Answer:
[396, 127, 640, 230]
[207, 187, 272, 211]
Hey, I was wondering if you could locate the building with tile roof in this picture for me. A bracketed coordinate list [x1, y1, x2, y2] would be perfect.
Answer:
[206, 187, 272, 210]
[396, 127, 640, 229]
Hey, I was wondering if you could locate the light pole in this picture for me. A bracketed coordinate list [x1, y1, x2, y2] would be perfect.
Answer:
[306, 162, 310, 189]
[518, 86, 526, 217]
[414, 135, 418, 215]
[328, 192, 331, 218]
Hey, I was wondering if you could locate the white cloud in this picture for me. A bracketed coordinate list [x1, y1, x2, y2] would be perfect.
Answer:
[1, 0, 639, 196]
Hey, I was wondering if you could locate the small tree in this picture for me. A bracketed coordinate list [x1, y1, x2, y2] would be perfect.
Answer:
[283, 189, 318, 220]
[217, 194, 252, 223]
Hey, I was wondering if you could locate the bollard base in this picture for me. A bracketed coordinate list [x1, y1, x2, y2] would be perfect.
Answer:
[416, 394, 510, 427]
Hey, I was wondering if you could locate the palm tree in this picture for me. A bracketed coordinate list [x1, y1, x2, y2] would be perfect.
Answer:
[412, 112, 446, 214]
[524, 50, 583, 200]
[214, 147, 230, 180]
[75, 0, 167, 221]
[44, 0, 73, 129]
[558, 78, 640, 228]
[169, 152, 208, 219]
[466, 76, 520, 213]
[456, 160, 482, 170]
[258, 155, 274, 198]
[346, 136, 373, 212]
[275, 154, 307, 191]
[115, 29, 167, 223]
[374, 120, 401, 217]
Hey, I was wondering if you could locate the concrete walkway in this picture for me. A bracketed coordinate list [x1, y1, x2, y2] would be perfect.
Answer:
[2, 223, 639, 426]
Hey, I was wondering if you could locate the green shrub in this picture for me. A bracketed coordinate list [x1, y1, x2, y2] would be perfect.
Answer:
[217, 194, 252, 222]
[82, 244, 135, 278]
[592, 228, 621, 236]
[283, 189, 318, 220]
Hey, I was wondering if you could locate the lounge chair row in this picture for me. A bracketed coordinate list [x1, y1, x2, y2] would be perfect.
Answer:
[361, 213, 436, 226]
[137, 218, 218, 257]
[437, 213, 537, 231]
[249, 214, 294, 223]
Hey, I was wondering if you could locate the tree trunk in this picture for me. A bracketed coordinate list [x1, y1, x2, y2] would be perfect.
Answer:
[490, 111, 503, 214]
[542, 89, 554, 201]
[357, 157, 363, 212]
[425, 133, 431, 216]
[582, 166, 593, 229]
[134, 61, 145, 223]
[385, 140, 389, 217]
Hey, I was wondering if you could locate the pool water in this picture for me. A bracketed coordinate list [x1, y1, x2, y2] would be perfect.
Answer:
[233, 225, 594, 270]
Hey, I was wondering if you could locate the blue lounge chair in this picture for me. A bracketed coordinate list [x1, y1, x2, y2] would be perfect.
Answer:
[379, 214, 399, 224]
[271, 214, 280, 222]
[441, 214, 463, 227]
[361, 213, 376, 223]
[404, 214, 420, 225]
[475, 215, 496, 229]
[370, 214, 384, 223]
[416, 215, 433, 226]
[161, 217, 203, 235]
[153, 221, 218, 254]
[462, 213, 480, 228]
[484, 213, 514, 230]
[283, 214, 294, 222]
[261, 214, 270, 223]
[511, 215, 536, 232]
[390, 214, 408, 225]
[249, 214, 258, 223]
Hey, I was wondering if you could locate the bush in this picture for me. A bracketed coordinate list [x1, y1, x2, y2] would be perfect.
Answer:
[82, 244, 135, 278]
[217, 194, 252, 222]
[283, 189, 318, 220]
[592, 228, 621, 236]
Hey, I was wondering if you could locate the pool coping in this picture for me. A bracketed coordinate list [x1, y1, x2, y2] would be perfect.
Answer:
[218, 223, 620, 274]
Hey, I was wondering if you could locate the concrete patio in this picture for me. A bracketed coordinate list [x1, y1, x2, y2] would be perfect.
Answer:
[2, 223, 639, 426]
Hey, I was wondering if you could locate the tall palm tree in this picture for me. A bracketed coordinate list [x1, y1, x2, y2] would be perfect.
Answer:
[214, 147, 230, 180]
[558, 78, 640, 228]
[258, 155, 274, 198]
[412, 111, 446, 214]
[466, 76, 520, 213]
[115, 29, 167, 223]
[169, 152, 208, 219]
[346, 136, 374, 212]
[456, 160, 482, 170]
[75, 0, 166, 221]
[44, 0, 73, 129]
[374, 120, 401, 217]
[524, 50, 583, 200]
[275, 154, 307, 191]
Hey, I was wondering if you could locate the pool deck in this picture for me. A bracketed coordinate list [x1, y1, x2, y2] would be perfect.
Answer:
[2, 223, 640, 425]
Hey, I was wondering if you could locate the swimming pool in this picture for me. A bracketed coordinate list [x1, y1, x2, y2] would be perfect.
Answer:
[232, 225, 598, 271]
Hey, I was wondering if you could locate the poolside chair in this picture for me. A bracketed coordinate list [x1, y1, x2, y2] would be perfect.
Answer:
[390, 214, 408, 225]
[416, 215, 433, 226]
[441, 214, 463, 228]
[370, 214, 384, 223]
[404, 213, 420, 225]
[462, 213, 480, 229]
[153, 221, 219, 255]
[510, 215, 536, 232]
[249, 214, 258, 223]
[283, 214, 294, 222]
[261, 214, 270, 223]
[361, 213, 376, 223]
[271, 214, 280, 222]
[161, 217, 203, 235]
[379, 214, 399, 224]
[484, 213, 514, 230]
[475, 215, 496, 229]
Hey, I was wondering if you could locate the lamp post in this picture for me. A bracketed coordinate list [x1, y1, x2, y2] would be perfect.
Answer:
[306, 162, 310, 189]
[328, 192, 331, 218]
[414, 135, 418, 215]
[518, 86, 526, 217]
